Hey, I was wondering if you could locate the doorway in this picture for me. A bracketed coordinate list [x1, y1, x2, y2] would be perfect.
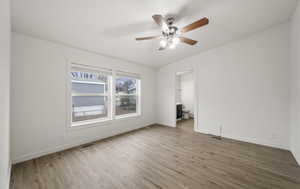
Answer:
[175, 70, 196, 132]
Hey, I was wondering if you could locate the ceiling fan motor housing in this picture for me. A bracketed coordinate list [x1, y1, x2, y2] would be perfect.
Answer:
[166, 17, 175, 25]
[161, 17, 178, 38]
[162, 25, 178, 38]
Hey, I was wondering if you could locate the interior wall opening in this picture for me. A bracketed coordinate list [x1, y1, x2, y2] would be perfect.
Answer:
[175, 70, 195, 132]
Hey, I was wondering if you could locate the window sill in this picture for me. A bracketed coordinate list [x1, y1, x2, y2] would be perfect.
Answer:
[115, 113, 141, 120]
[67, 113, 142, 131]
[68, 118, 112, 130]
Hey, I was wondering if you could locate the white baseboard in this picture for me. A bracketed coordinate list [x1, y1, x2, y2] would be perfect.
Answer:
[158, 125, 289, 150]
[13, 123, 153, 164]
[195, 128, 289, 151]
[1, 163, 11, 189]
[13, 139, 90, 164]
[7, 163, 11, 189]
[1, 178, 10, 189]
[291, 147, 300, 166]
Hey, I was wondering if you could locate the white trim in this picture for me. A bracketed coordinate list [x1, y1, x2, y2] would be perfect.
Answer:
[291, 146, 300, 166]
[194, 128, 290, 151]
[174, 73, 178, 127]
[71, 117, 112, 128]
[193, 67, 199, 132]
[72, 93, 108, 97]
[116, 70, 141, 79]
[114, 76, 141, 119]
[71, 62, 113, 74]
[138, 79, 142, 115]
[115, 113, 140, 120]
[111, 71, 116, 120]
[65, 59, 73, 131]
[174, 69, 198, 131]
[71, 80, 106, 85]
[69, 64, 112, 127]
[176, 70, 193, 76]
[115, 94, 137, 96]
[1, 161, 12, 189]
[2, 163, 12, 189]
[66, 61, 142, 128]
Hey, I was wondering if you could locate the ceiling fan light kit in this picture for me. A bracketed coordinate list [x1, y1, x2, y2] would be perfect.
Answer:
[135, 15, 209, 51]
[160, 37, 180, 50]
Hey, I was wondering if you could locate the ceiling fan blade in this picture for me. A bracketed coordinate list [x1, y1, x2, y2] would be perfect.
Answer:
[152, 15, 164, 26]
[180, 17, 209, 33]
[135, 36, 160, 41]
[152, 14, 169, 32]
[179, 37, 198, 45]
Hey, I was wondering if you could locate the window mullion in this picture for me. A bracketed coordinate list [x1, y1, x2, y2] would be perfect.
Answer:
[115, 94, 137, 97]
[72, 93, 108, 97]
[71, 80, 106, 85]
[137, 79, 141, 115]
[111, 72, 116, 120]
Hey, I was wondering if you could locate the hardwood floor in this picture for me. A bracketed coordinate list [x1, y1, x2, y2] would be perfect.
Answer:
[11, 121, 300, 189]
[177, 119, 195, 133]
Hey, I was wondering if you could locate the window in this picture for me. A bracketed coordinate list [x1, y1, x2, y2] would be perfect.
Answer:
[69, 64, 141, 127]
[71, 67, 111, 124]
[115, 75, 140, 117]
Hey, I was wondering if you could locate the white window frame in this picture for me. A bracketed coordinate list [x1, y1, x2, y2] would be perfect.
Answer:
[71, 80, 112, 126]
[67, 63, 141, 128]
[114, 75, 141, 119]
[69, 64, 112, 127]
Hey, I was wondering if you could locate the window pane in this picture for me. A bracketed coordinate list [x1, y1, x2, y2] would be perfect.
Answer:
[72, 82, 105, 94]
[116, 77, 137, 94]
[71, 69, 110, 124]
[71, 71, 107, 83]
[115, 95, 137, 116]
[72, 96, 107, 122]
[71, 71, 108, 93]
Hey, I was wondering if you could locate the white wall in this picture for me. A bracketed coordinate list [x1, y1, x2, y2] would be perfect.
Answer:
[157, 61, 197, 127]
[0, 0, 11, 188]
[290, 1, 300, 164]
[180, 73, 194, 115]
[157, 23, 291, 149]
[175, 76, 181, 103]
[11, 33, 157, 163]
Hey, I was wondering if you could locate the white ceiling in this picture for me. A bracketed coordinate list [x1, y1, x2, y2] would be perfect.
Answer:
[12, 0, 298, 67]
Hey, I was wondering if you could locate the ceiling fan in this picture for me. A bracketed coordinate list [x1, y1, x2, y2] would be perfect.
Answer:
[135, 15, 209, 50]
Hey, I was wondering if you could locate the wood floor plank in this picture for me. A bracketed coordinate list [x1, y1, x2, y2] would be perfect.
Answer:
[10, 120, 300, 189]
